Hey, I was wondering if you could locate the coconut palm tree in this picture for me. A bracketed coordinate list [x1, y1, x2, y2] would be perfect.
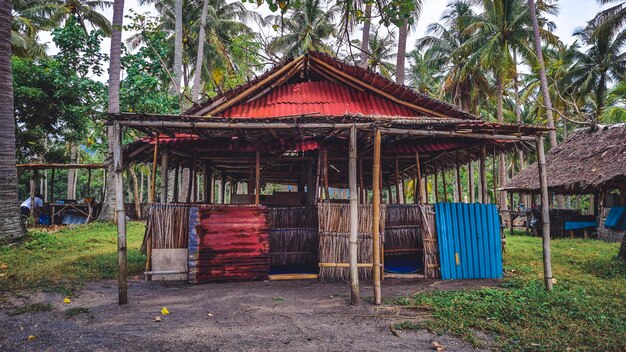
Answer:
[365, 31, 396, 78]
[266, 0, 340, 57]
[395, 0, 422, 85]
[99, 0, 124, 221]
[0, 0, 26, 241]
[591, 0, 626, 36]
[566, 25, 626, 120]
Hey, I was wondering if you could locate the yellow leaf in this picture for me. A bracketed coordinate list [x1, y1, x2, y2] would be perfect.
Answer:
[161, 307, 169, 315]
[28, 335, 37, 341]
[0, 263, 8, 269]
[63, 297, 71, 304]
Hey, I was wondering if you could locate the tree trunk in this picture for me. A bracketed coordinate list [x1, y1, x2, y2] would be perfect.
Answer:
[359, 3, 372, 68]
[0, 0, 25, 241]
[395, 21, 408, 85]
[172, 0, 183, 95]
[619, 235, 626, 262]
[191, 0, 209, 102]
[179, 168, 190, 202]
[528, 0, 557, 148]
[99, 0, 124, 220]
[67, 145, 77, 199]
[497, 79, 508, 210]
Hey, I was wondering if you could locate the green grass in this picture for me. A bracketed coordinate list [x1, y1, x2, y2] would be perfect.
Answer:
[65, 306, 90, 317]
[391, 236, 626, 351]
[8, 302, 54, 316]
[0, 221, 146, 293]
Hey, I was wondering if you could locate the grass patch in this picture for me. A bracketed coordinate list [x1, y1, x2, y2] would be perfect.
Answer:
[65, 306, 90, 317]
[8, 302, 54, 316]
[0, 221, 146, 292]
[392, 236, 626, 351]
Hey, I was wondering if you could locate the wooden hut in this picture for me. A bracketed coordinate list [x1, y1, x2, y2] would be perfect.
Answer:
[503, 124, 626, 242]
[109, 51, 552, 304]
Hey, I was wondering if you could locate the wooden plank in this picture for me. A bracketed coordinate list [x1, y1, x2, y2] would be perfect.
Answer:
[349, 125, 360, 305]
[268, 273, 319, 281]
[372, 129, 382, 305]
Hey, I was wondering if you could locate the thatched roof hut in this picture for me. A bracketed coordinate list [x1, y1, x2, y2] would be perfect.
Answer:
[504, 124, 626, 195]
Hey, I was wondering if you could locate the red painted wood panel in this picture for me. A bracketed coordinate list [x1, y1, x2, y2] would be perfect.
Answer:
[193, 206, 269, 282]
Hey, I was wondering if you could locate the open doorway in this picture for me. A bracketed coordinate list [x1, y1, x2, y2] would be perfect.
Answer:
[384, 205, 424, 278]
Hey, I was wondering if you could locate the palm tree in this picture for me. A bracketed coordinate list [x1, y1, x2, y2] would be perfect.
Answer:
[566, 25, 626, 120]
[528, 0, 558, 148]
[591, 0, 626, 36]
[359, 2, 372, 67]
[0, 0, 26, 241]
[266, 0, 339, 57]
[365, 32, 396, 78]
[395, 0, 422, 85]
[99, 0, 124, 221]
[191, 0, 209, 101]
[173, 0, 183, 95]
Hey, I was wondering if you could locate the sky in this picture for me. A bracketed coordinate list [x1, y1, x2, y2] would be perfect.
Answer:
[41, 0, 607, 68]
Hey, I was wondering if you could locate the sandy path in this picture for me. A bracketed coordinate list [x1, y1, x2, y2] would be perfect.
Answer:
[0, 279, 497, 351]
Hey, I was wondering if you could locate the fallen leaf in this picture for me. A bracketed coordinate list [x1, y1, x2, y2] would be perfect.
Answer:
[432, 341, 446, 351]
[63, 297, 71, 304]
[154, 316, 162, 322]
[207, 312, 214, 317]
[161, 307, 169, 315]
[0, 263, 8, 270]
[28, 335, 37, 341]
[552, 278, 558, 284]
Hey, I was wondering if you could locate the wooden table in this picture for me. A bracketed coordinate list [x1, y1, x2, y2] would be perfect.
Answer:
[50, 203, 101, 224]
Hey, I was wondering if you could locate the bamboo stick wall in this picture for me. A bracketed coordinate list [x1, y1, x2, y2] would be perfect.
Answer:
[141, 204, 190, 254]
[318, 203, 385, 281]
[419, 204, 441, 279]
[267, 207, 318, 267]
[385, 205, 423, 258]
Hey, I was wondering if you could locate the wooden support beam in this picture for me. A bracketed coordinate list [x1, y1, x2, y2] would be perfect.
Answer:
[468, 150, 475, 203]
[160, 149, 169, 203]
[173, 163, 180, 201]
[203, 162, 210, 204]
[87, 169, 92, 196]
[349, 126, 360, 305]
[255, 152, 260, 205]
[323, 150, 330, 201]
[372, 129, 382, 305]
[536, 136, 553, 292]
[424, 175, 429, 204]
[480, 145, 487, 203]
[395, 156, 402, 204]
[113, 122, 128, 305]
[50, 169, 55, 202]
[442, 169, 448, 202]
[434, 172, 440, 203]
[150, 134, 159, 203]
[371, 127, 537, 141]
[415, 152, 424, 204]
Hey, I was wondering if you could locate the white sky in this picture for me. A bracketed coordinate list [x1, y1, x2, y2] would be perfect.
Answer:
[40, 0, 606, 67]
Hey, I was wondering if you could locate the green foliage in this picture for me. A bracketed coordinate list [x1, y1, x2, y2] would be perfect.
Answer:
[392, 236, 626, 351]
[0, 221, 146, 292]
[65, 306, 90, 317]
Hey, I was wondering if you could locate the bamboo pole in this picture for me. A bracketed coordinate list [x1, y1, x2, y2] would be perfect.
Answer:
[372, 129, 382, 305]
[348, 126, 360, 305]
[150, 134, 159, 203]
[395, 156, 402, 204]
[456, 163, 462, 202]
[442, 169, 448, 202]
[323, 150, 330, 201]
[255, 151, 261, 205]
[468, 154, 475, 203]
[203, 162, 209, 204]
[434, 172, 440, 203]
[173, 164, 179, 202]
[359, 158, 365, 204]
[480, 145, 487, 203]
[536, 136, 553, 291]
[50, 169, 55, 202]
[160, 149, 169, 203]
[424, 175, 429, 204]
[415, 152, 423, 204]
[113, 122, 128, 304]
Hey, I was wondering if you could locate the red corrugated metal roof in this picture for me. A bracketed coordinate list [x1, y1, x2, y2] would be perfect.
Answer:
[219, 81, 417, 118]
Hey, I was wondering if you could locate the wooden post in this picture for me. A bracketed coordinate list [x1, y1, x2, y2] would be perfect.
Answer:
[442, 169, 448, 202]
[29, 171, 35, 222]
[480, 145, 487, 203]
[87, 169, 92, 196]
[536, 136, 553, 291]
[150, 135, 159, 203]
[173, 164, 180, 202]
[434, 171, 440, 203]
[203, 162, 210, 204]
[415, 152, 423, 204]
[468, 157, 475, 203]
[348, 126, 360, 305]
[359, 158, 365, 204]
[50, 169, 55, 203]
[160, 149, 169, 203]
[456, 163, 462, 202]
[424, 175, 429, 204]
[510, 191, 515, 237]
[113, 122, 128, 304]
[323, 150, 330, 201]
[255, 151, 261, 205]
[395, 156, 402, 204]
[371, 129, 382, 305]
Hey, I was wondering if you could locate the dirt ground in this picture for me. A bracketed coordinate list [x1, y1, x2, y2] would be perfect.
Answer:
[0, 278, 499, 351]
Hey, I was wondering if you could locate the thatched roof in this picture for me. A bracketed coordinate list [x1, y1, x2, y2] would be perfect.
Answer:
[504, 124, 626, 194]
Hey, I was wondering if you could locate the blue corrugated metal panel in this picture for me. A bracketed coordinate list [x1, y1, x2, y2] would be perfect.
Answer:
[187, 207, 199, 283]
[435, 203, 502, 280]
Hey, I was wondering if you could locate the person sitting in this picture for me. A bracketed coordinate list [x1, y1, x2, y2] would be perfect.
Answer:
[21, 194, 44, 219]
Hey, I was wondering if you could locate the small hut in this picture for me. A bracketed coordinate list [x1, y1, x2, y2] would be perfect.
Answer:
[109, 52, 552, 303]
[503, 124, 626, 242]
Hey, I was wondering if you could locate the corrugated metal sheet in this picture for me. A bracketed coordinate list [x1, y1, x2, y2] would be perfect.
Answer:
[434, 203, 502, 280]
[188, 206, 270, 283]
[220, 81, 417, 118]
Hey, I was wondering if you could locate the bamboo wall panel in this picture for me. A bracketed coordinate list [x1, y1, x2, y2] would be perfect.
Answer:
[419, 204, 440, 279]
[188, 206, 270, 283]
[385, 205, 423, 258]
[318, 204, 385, 281]
[267, 207, 318, 266]
[141, 204, 190, 254]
